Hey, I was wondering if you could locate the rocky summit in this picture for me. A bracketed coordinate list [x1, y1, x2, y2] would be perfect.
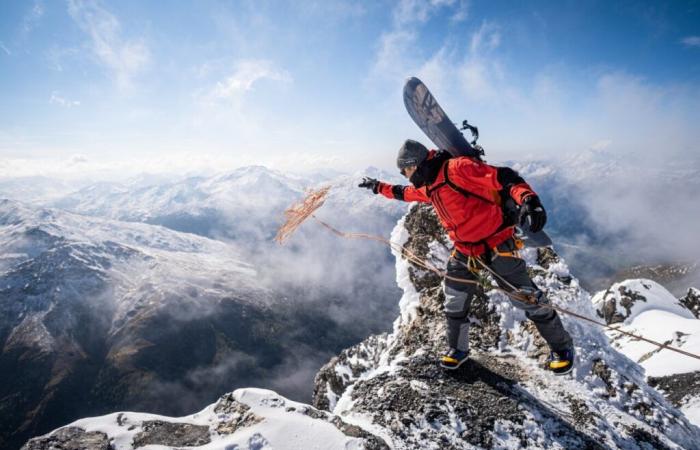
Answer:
[312, 204, 700, 449]
[21, 204, 700, 449]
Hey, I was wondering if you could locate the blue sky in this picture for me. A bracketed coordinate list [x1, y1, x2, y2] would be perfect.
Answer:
[1, 0, 699, 177]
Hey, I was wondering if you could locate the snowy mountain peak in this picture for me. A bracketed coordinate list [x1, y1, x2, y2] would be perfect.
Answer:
[592, 279, 696, 326]
[22, 388, 389, 450]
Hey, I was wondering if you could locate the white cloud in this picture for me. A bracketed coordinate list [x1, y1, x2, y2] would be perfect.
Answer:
[469, 21, 501, 54]
[50, 92, 81, 108]
[681, 36, 700, 48]
[68, 154, 89, 165]
[450, 0, 469, 22]
[590, 139, 612, 151]
[394, 0, 437, 24]
[371, 0, 461, 83]
[0, 42, 10, 55]
[67, 0, 150, 88]
[210, 60, 292, 100]
[371, 30, 417, 81]
[22, 1, 45, 34]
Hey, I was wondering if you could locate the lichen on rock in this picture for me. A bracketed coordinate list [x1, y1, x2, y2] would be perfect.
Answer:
[21, 427, 110, 450]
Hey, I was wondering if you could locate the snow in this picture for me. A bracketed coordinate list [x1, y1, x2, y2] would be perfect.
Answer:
[591, 279, 694, 325]
[592, 279, 700, 377]
[608, 309, 700, 377]
[64, 388, 367, 450]
[681, 397, 700, 426]
[389, 212, 422, 331]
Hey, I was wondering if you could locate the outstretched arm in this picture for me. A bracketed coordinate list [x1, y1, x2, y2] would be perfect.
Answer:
[359, 177, 430, 203]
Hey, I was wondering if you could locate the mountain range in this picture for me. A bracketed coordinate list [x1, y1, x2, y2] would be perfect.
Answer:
[3, 160, 700, 448]
[21, 202, 700, 450]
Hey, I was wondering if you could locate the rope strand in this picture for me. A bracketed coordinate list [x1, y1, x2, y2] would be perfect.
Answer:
[310, 216, 700, 362]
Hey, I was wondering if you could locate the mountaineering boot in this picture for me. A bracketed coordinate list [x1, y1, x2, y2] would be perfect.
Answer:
[440, 348, 469, 370]
[547, 347, 575, 375]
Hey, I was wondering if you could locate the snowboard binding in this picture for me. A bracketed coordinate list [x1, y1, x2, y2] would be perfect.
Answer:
[459, 120, 485, 158]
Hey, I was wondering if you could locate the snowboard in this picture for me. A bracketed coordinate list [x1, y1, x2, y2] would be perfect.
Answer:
[402, 76, 553, 248]
[403, 77, 481, 160]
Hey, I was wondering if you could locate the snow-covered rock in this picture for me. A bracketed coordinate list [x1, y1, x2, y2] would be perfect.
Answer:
[592, 280, 700, 430]
[592, 279, 695, 325]
[22, 389, 388, 450]
[313, 204, 700, 449]
[680, 287, 700, 319]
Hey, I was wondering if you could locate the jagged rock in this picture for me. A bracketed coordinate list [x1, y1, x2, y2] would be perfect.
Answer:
[132, 420, 210, 448]
[21, 427, 110, 450]
[213, 393, 263, 434]
[313, 333, 389, 411]
[648, 371, 700, 407]
[679, 288, 700, 319]
[314, 204, 700, 449]
[595, 285, 648, 324]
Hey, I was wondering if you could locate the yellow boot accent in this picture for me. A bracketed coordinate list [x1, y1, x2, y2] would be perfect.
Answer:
[549, 360, 571, 369]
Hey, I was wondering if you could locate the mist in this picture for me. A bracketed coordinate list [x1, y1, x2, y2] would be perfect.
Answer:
[513, 152, 700, 293]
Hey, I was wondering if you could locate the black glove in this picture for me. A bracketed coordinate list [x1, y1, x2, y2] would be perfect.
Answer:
[358, 177, 380, 194]
[519, 195, 547, 233]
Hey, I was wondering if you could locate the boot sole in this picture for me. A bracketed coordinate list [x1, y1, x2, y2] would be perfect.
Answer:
[552, 364, 574, 376]
[439, 358, 469, 370]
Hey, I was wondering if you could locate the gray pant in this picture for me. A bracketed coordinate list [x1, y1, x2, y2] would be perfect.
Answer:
[443, 239, 573, 353]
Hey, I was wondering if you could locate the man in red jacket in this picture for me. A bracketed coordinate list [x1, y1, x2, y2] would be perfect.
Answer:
[359, 140, 574, 374]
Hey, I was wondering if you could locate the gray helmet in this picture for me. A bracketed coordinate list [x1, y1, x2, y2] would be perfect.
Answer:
[397, 139, 428, 170]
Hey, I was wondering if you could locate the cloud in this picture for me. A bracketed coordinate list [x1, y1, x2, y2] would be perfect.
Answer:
[50, 91, 81, 108]
[68, 154, 89, 165]
[22, 1, 45, 34]
[0, 42, 10, 56]
[209, 59, 292, 101]
[371, 0, 462, 83]
[681, 36, 700, 48]
[469, 21, 501, 54]
[67, 0, 150, 88]
[371, 30, 418, 82]
[589, 139, 612, 151]
[393, 0, 453, 25]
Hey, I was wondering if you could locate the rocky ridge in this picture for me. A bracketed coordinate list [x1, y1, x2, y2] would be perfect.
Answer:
[313, 204, 700, 449]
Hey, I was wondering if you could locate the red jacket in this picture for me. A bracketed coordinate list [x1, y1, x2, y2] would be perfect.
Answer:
[378, 153, 537, 256]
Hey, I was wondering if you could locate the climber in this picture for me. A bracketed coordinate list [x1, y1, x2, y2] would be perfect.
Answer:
[358, 140, 575, 374]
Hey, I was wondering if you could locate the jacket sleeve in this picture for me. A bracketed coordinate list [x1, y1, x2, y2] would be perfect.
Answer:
[496, 167, 537, 205]
[377, 182, 430, 203]
[451, 158, 537, 205]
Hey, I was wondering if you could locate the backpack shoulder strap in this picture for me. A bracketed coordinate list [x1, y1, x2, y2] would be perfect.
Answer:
[442, 160, 496, 205]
